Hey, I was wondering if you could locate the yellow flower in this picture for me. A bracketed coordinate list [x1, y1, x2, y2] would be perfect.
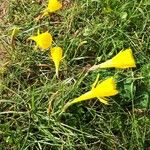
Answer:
[50, 46, 63, 77]
[89, 48, 136, 70]
[62, 76, 119, 111]
[43, 0, 62, 16]
[28, 31, 52, 50]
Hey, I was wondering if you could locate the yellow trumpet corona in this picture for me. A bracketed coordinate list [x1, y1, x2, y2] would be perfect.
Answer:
[28, 31, 52, 50]
[90, 48, 136, 70]
[43, 0, 62, 16]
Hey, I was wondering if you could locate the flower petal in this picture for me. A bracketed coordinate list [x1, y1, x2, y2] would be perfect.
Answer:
[97, 97, 109, 105]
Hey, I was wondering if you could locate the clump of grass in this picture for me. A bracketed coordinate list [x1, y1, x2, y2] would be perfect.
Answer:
[0, 0, 150, 149]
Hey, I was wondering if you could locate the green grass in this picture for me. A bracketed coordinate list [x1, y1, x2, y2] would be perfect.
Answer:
[0, 0, 150, 149]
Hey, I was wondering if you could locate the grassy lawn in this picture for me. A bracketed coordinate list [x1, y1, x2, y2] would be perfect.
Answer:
[0, 0, 150, 149]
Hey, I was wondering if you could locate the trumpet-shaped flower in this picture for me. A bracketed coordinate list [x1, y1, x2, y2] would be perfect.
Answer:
[89, 48, 136, 70]
[43, 0, 62, 16]
[62, 76, 119, 112]
[28, 31, 52, 50]
[50, 46, 63, 77]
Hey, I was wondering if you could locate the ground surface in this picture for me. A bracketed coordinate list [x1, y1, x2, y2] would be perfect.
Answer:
[0, 0, 9, 73]
[0, 0, 150, 149]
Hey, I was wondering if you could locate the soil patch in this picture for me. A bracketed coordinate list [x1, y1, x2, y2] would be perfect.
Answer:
[0, 0, 9, 73]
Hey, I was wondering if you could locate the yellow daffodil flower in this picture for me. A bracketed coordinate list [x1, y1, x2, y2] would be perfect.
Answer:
[50, 46, 63, 77]
[43, 0, 62, 16]
[28, 31, 52, 50]
[62, 75, 119, 112]
[89, 48, 136, 70]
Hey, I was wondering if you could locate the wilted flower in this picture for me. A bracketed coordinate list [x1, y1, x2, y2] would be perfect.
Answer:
[62, 75, 119, 112]
[28, 31, 52, 50]
[89, 48, 136, 70]
[11, 26, 20, 42]
[50, 46, 63, 77]
[43, 0, 62, 16]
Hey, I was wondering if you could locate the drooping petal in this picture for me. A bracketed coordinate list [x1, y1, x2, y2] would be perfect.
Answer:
[50, 46, 63, 77]
[28, 32, 52, 50]
[97, 97, 109, 105]
[89, 48, 136, 70]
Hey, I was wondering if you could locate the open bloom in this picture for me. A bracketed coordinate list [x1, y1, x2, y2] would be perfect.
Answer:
[50, 46, 63, 77]
[43, 0, 62, 16]
[89, 48, 136, 70]
[62, 75, 119, 111]
[28, 31, 52, 50]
